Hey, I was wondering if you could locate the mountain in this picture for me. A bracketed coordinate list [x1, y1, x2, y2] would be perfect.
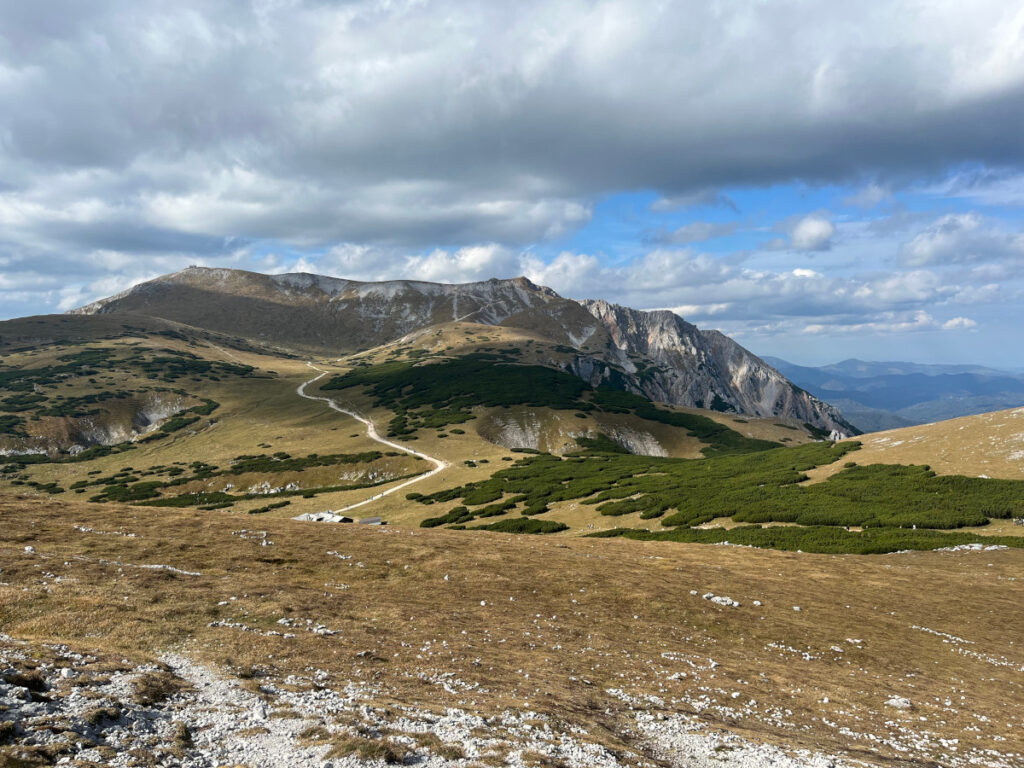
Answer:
[765, 356, 1024, 432]
[72, 267, 856, 436]
[816, 358, 1015, 379]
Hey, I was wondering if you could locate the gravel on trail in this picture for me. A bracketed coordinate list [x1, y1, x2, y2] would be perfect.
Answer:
[1, 634, 862, 768]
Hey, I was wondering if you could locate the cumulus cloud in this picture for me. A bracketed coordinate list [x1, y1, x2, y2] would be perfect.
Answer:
[900, 212, 1024, 266]
[789, 214, 836, 251]
[653, 221, 738, 245]
[942, 316, 978, 330]
[802, 311, 979, 336]
[802, 311, 940, 335]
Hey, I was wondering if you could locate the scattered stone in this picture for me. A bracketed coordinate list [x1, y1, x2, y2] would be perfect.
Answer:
[702, 592, 740, 607]
[885, 696, 913, 710]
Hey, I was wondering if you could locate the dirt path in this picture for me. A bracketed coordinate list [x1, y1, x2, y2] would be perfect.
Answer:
[295, 363, 447, 516]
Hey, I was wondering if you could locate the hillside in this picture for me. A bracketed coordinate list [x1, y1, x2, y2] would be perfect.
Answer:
[70, 267, 855, 436]
[2, 312, 1023, 554]
[805, 406, 1024, 483]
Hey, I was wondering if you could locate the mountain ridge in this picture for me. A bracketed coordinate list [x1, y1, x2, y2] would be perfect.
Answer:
[766, 355, 1024, 432]
[70, 266, 856, 436]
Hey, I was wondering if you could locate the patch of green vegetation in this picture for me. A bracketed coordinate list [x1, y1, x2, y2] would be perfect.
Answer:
[474, 517, 569, 534]
[804, 422, 832, 440]
[248, 500, 291, 514]
[416, 439, 1024, 533]
[188, 398, 220, 416]
[37, 390, 130, 418]
[589, 525, 1024, 554]
[0, 392, 47, 412]
[0, 348, 115, 392]
[141, 491, 239, 508]
[422, 506, 474, 528]
[0, 414, 25, 436]
[159, 415, 202, 433]
[25, 480, 64, 494]
[323, 356, 589, 437]
[156, 399, 223, 433]
[573, 433, 628, 454]
[709, 393, 732, 413]
[90, 481, 166, 503]
[139, 474, 420, 508]
[134, 349, 257, 382]
[74, 450, 403, 507]
[225, 451, 384, 475]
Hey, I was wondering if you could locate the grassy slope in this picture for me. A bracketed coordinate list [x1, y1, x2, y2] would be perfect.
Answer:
[1, 495, 1022, 767]
[806, 406, 1024, 482]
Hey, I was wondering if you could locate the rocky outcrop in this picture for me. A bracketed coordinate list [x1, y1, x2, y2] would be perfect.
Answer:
[577, 300, 857, 438]
[0, 393, 191, 457]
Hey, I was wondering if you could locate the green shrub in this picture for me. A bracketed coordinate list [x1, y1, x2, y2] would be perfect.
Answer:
[417, 439, 1024, 533]
[590, 525, 1024, 555]
[475, 517, 568, 534]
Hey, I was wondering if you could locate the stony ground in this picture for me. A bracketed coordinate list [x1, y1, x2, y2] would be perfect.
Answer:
[2, 635, 857, 768]
[2, 495, 1023, 767]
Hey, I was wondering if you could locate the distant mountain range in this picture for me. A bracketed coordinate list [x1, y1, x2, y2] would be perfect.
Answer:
[764, 357, 1024, 432]
[70, 267, 856, 436]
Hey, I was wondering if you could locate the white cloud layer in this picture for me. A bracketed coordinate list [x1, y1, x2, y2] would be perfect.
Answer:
[2, 0, 1024, 259]
[0, 1, 1021, 362]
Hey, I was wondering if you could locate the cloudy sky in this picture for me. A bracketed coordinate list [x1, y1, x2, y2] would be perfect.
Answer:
[2, 0, 1023, 367]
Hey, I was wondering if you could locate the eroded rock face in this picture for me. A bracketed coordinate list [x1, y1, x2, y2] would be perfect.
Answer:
[474, 408, 669, 457]
[603, 426, 668, 457]
[0, 392, 192, 457]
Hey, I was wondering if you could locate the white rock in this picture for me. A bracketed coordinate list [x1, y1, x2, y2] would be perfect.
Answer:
[885, 696, 913, 710]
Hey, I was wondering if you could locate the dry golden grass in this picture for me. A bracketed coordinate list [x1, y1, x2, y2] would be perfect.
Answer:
[1, 493, 1022, 766]
[805, 406, 1024, 483]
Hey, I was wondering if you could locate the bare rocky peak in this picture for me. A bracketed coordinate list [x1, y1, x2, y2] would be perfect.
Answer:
[577, 298, 856, 437]
[76, 267, 556, 311]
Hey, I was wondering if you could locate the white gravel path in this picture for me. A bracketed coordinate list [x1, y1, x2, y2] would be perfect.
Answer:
[295, 363, 448, 516]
